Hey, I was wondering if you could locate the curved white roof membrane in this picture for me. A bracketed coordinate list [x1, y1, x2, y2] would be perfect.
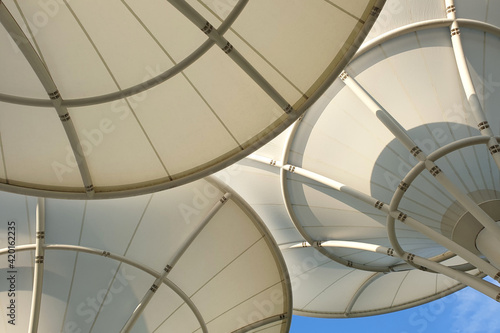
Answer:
[0, 178, 292, 332]
[0, 0, 384, 198]
[217, 0, 500, 317]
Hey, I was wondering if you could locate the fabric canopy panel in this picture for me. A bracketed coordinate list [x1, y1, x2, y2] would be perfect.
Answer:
[217, 157, 474, 317]
[0, 0, 384, 199]
[0, 177, 292, 332]
[216, 0, 500, 317]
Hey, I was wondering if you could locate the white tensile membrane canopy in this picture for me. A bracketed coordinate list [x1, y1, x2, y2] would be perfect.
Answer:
[217, 0, 500, 317]
[0, 177, 292, 332]
[0, 0, 384, 199]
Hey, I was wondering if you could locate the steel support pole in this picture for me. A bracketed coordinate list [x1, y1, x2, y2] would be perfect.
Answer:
[340, 71, 500, 242]
[0, 4, 94, 196]
[253, 152, 496, 285]
[3, 16, 500, 109]
[292, 240, 500, 302]
[0, 243, 209, 332]
[231, 314, 288, 333]
[28, 198, 45, 333]
[344, 273, 384, 317]
[120, 193, 231, 333]
[166, 0, 294, 114]
[0, 0, 249, 108]
[251, 154, 498, 278]
[445, 0, 500, 169]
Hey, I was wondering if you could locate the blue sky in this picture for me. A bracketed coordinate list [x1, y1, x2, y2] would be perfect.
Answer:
[290, 278, 500, 333]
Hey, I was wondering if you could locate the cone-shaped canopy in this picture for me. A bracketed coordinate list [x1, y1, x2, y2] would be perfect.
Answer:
[0, 0, 383, 199]
[0, 177, 292, 332]
[217, 0, 500, 317]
